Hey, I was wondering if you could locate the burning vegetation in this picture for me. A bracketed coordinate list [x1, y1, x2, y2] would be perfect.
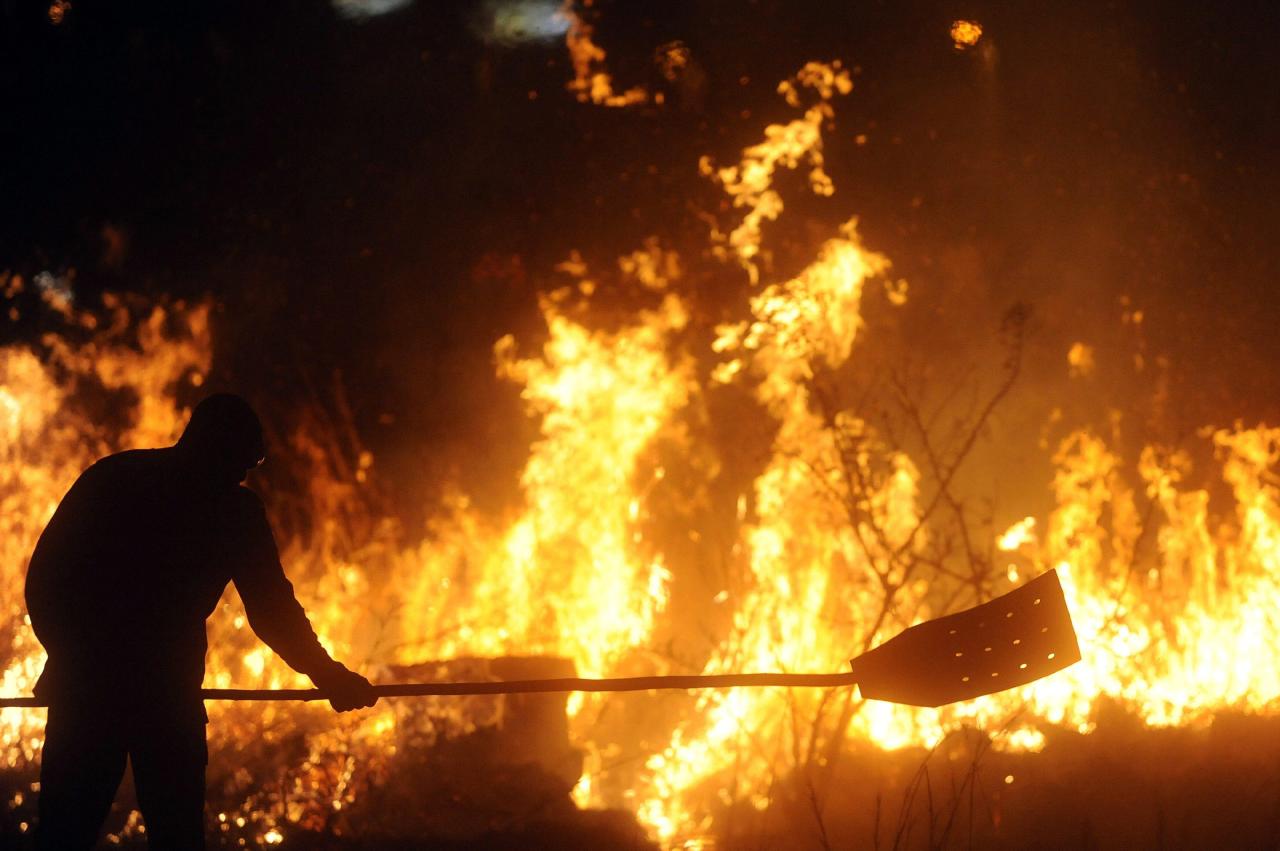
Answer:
[3, 8, 1280, 849]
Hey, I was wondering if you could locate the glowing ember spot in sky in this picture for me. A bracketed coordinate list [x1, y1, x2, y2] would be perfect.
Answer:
[1068, 341, 1096, 377]
[564, 0, 651, 107]
[950, 19, 984, 50]
[46, 0, 70, 25]
[655, 41, 690, 82]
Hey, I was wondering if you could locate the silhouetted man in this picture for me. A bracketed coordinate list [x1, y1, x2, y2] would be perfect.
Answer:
[25, 393, 378, 849]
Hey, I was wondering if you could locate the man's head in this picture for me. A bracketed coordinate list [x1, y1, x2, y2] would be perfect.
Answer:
[176, 393, 265, 485]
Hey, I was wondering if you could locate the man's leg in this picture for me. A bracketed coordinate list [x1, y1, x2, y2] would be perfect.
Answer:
[129, 714, 208, 850]
[37, 704, 129, 851]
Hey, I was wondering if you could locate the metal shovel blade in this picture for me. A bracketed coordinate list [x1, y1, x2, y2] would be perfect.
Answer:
[848, 569, 1081, 707]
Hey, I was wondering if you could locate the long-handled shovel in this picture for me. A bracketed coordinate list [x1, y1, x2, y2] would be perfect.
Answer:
[0, 569, 1079, 709]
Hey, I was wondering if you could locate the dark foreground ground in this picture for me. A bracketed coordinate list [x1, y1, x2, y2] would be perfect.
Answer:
[4, 698, 1280, 849]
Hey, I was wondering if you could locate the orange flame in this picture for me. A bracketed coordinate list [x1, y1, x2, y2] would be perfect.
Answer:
[563, 1, 651, 107]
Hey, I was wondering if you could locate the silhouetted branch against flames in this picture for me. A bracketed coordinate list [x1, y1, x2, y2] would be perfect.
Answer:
[763, 300, 1030, 819]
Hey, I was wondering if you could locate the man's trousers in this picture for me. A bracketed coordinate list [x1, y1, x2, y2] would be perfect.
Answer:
[36, 701, 207, 850]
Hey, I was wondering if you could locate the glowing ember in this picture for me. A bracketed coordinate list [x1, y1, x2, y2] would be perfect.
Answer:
[997, 516, 1037, 552]
[655, 40, 690, 82]
[1068, 341, 1096, 377]
[46, 0, 70, 25]
[950, 19, 984, 50]
[564, 0, 651, 107]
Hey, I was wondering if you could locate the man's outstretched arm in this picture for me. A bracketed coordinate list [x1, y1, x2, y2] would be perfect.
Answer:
[230, 491, 376, 712]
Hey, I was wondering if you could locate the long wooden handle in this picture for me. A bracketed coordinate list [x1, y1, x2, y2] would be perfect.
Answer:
[0, 672, 860, 708]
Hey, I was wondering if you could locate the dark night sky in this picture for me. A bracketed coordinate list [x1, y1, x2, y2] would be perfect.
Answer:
[3, 0, 1279, 513]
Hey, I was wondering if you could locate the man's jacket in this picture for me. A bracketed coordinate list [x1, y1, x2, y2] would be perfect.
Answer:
[25, 448, 343, 718]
